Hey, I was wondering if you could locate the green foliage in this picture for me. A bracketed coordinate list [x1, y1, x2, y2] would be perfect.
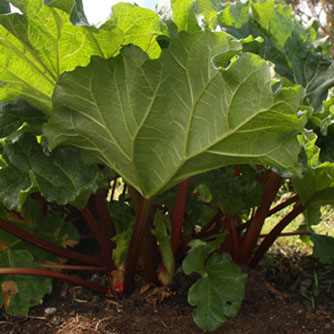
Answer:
[0, 0, 166, 109]
[182, 240, 247, 331]
[195, 166, 264, 216]
[109, 200, 135, 267]
[311, 232, 334, 265]
[45, 30, 305, 198]
[0, 196, 80, 314]
[112, 228, 133, 268]
[0, 197, 80, 260]
[213, 0, 334, 111]
[293, 132, 334, 208]
[0, 132, 101, 209]
[151, 210, 174, 284]
[0, 250, 52, 315]
[0, 0, 333, 331]
[0, 99, 47, 138]
[0, 0, 10, 14]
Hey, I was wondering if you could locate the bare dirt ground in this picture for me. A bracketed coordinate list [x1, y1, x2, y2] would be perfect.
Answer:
[1, 249, 334, 334]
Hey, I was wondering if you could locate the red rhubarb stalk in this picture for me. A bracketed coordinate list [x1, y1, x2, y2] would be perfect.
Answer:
[80, 207, 115, 272]
[0, 218, 104, 266]
[249, 202, 304, 267]
[238, 171, 281, 264]
[259, 231, 310, 238]
[94, 191, 115, 240]
[229, 217, 240, 261]
[0, 268, 108, 294]
[124, 195, 151, 293]
[37, 263, 106, 271]
[266, 194, 299, 217]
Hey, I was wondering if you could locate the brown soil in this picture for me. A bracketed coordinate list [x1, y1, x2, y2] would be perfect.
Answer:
[1, 251, 334, 334]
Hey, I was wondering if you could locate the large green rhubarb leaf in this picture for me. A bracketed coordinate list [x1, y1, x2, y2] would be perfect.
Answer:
[0, 0, 166, 110]
[45, 30, 305, 198]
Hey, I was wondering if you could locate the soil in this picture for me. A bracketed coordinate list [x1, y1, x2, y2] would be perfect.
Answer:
[1, 249, 334, 334]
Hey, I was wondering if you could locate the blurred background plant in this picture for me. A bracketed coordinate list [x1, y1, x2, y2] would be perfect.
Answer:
[285, 0, 334, 57]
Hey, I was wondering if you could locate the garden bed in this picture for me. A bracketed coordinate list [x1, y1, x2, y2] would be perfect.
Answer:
[1, 250, 333, 334]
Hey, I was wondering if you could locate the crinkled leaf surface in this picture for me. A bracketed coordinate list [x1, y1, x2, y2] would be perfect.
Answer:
[292, 133, 334, 264]
[0, 0, 166, 110]
[320, 126, 334, 163]
[308, 94, 334, 162]
[293, 133, 334, 207]
[45, 30, 304, 198]
[195, 166, 263, 216]
[171, 0, 200, 32]
[0, 250, 52, 315]
[293, 162, 334, 207]
[213, 0, 333, 111]
[0, 133, 100, 209]
[0, 99, 47, 138]
[0, 165, 33, 210]
[182, 243, 246, 332]
[193, 0, 222, 28]
[186, 194, 218, 230]
[158, 0, 220, 32]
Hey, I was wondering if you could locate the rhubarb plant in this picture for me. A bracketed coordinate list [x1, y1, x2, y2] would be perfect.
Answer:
[0, 0, 333, 331]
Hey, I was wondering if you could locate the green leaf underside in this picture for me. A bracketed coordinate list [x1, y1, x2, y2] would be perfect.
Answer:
[45, 30, 304, 198]
[0, 0, 166, 110]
